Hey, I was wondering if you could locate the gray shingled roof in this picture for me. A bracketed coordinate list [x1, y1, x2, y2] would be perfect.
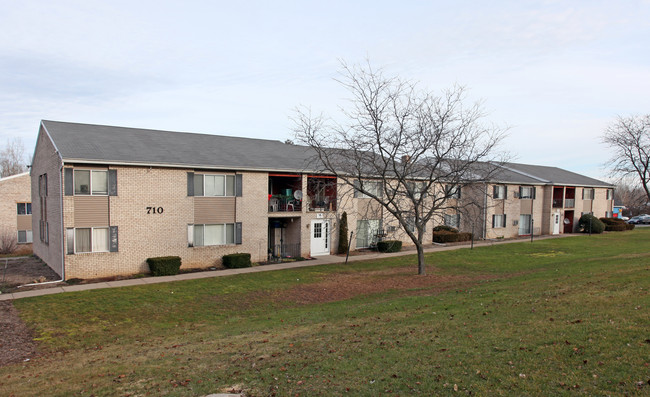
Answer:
[502, 162, 612, 187]
[42, 120, 318, 172]
[41, 120, 612, 187]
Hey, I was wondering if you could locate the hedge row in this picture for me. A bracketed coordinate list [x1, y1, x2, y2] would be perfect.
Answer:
[433, 230, 473, 243]
[146, 256, 182, 276]
[578, 214, 605, 234]
[599, 217, 635, 231]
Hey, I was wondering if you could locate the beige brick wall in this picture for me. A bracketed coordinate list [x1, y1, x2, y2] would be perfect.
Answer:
[63, 167, 276, 279]
[0, 173, 31, 239]
[31, 126, 64, 277]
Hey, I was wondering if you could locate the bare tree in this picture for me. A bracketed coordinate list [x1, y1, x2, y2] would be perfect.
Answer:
[0, 226, 18, 254]
[603, 115, 650, 203]
[293, 62, 507, 275]
[0, 137, 28, 178]
[614, 180, 649, 216]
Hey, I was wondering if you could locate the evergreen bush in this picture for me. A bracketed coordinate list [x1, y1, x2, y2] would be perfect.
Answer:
[338, 211, 349, 254]
[223, 253, 252, 268]
[146, 256, 182, 276]
[578, 214, 605, 234]
[377, 240, 402, 253]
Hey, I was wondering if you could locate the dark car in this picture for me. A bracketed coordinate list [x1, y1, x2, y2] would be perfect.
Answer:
[627, 214, 650, 224]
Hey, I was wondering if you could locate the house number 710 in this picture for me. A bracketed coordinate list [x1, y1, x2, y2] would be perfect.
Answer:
[146, 207, 164, 214]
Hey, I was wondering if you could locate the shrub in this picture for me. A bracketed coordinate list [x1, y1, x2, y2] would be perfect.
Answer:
[377, 240, 402, 253]
[222, 253, 252, 268]
[146, 256, 182, 276]
[578, 214, 605, 234]
[599, 217, 634, 231]
[433, 231, 473, 243]
[338, 211, 349, 254]
[432, 225, 458, 233]
[0, 227, 18, 254]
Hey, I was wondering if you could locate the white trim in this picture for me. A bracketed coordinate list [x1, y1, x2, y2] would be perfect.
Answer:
[0, 171, 29, 182]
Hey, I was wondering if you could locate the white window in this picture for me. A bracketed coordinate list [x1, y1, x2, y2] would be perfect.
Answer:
[17, 230, 33, 244]
[407, 181, 427, 199]
[74, 170, 108, 195]
[606, 189, 614, 200]
[493, 185, 506, 199]
[17, 203, 32, 215]
[190, 224, 235, 246]
[446, 185, 461, 199]
[519, 214, 532, 235]
[492, 214, 506, 228]
[74, 227, 109, 253]
[582, 188, 595, 200]
[355, 181, 382, 198]
[356, 219, 380, 248]
[519, 186, 535, 199]
[444, 213, 460, 228]
[195, 174, 236, 197]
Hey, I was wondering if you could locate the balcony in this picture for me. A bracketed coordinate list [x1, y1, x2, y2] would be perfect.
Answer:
[564, 198, 575, 208]
[307, 176, 337, 212]
[553, 199, 563, 208]
[269, 174, 302, 213]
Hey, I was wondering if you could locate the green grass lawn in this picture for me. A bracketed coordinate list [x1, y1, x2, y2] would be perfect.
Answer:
[2, 230, 649, 396]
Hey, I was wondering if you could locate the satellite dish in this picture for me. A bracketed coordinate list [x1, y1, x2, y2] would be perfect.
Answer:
[294, 190, 303, 200]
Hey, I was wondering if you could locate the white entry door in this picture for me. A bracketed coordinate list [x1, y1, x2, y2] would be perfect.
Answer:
[310, 219, 330, 256]
[552, 212, 561, 234]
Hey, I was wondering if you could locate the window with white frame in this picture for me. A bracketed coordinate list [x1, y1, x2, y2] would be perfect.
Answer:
[17, 203, 32, 215]
[189, 224, 235, 246]
[519, 186, 535, 199]
[193, 174, 236, 197]
[356, 219, 380, 248]
[446, 185, 461, 199]
[354, 180, 382, 199]
[493, 185, 506, 199]
[74, 227, 109, 253]
[492, 214, 506, 228]
[519, 214, 532, 235]
[406, 181, 427, 199]
[606, 189, 614, 200]
[74, 170, 108, 195]
[17, 230, 33, 244]
[582, 188, 595, 200]
[444, 213, 461, 228]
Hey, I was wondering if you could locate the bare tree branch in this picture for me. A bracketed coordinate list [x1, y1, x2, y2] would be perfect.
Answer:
[293, 62, 509, 275]
[0, 137, 28, 178]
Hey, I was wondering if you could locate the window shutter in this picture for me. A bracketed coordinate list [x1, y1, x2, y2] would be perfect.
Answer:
[519, 186, 523, 198]
[532, 187, 536, 199]
[582, 188, 585, 199]
[64, 168, 74, 196]
[109, 226, 119, 252]
[187, 172, 194, 196]
[187, 224, 194, 247]
[493, 185, 498, 198]
[108, 170, 117, 196]
[503, 214, 507, 228]
[353, 180, 360, 198]
[66, 228, 74, 254]
[492, 214, 495, 228]
[235, 222, 242, 244]
[504, 186, 508, 199]
[457, 187, 461, 199]
[236, 174, 243, 197]
[456, 214, 461, 228]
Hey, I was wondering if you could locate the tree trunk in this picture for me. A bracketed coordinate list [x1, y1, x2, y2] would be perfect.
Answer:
[416, 243, 426, 275]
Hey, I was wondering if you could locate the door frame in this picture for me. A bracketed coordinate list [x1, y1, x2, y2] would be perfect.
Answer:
[310, 219, 330, 256]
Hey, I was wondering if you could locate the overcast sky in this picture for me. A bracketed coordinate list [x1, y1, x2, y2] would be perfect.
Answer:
[1, 1, 649, 180]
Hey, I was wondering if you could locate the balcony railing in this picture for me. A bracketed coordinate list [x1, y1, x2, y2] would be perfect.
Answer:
[564, 198, 575, 208]
[268, 243, 301, 263]
[269, 197, 302, 212]
[553, 199, 563, 208]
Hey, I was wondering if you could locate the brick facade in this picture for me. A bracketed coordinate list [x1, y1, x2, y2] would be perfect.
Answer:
[0, 172, 32, 248]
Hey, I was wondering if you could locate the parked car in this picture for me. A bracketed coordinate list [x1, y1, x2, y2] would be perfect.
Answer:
[627, 214, 650, 224]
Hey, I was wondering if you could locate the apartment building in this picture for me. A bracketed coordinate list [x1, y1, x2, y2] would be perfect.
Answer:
[0, 172, 33, 248]
[31, 120, 614, 279]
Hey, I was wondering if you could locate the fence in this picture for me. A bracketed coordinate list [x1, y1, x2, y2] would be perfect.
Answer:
[268, 243, 302, 263]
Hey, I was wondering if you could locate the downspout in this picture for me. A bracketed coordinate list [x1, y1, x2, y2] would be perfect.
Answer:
[482, 182, 488, 240]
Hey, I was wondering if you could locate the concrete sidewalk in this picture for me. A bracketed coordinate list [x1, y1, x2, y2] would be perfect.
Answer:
[0, 234, 571, 301]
